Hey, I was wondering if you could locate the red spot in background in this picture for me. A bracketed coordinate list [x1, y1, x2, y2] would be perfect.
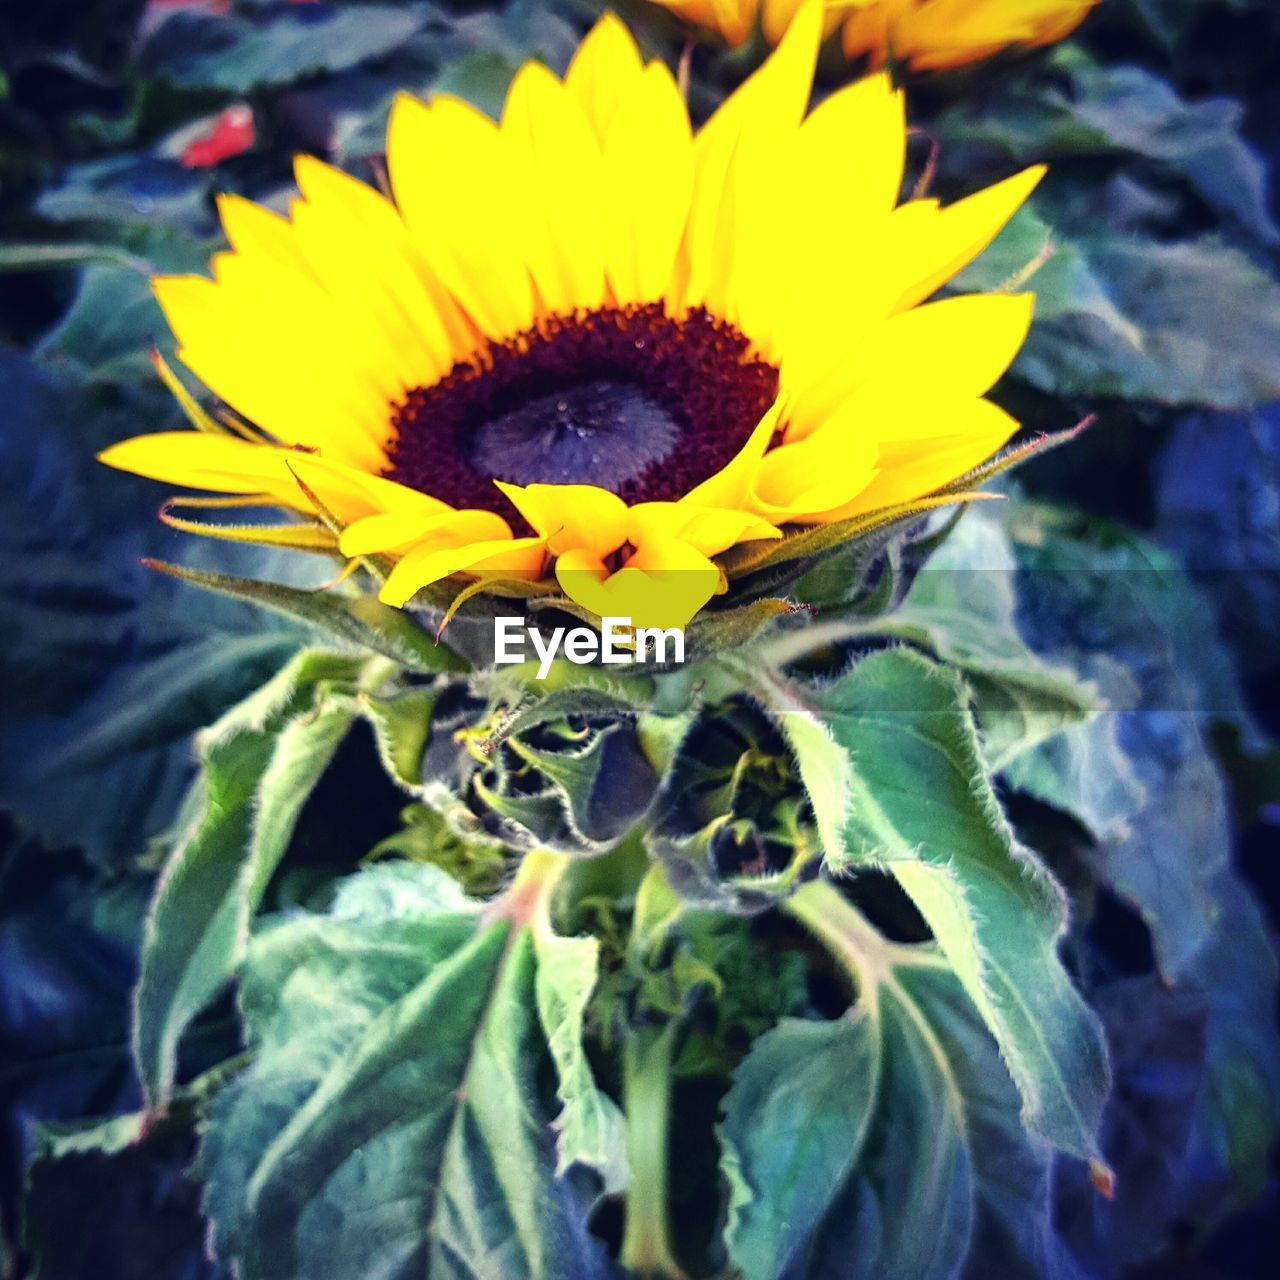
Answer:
[147, 0, 230, 13]
[180, 105, 256, 168]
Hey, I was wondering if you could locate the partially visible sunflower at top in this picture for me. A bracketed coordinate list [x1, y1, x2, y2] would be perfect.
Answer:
[101, 2, 1045, 632]
[653, 0, 1098, 71]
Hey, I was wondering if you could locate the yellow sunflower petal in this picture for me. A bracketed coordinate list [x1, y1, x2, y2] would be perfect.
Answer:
[708, 0, 824, 337]
[493, 482, 629, 557]
[216, 195, 311, 277]
[768, 74, 907, 376]
[153, 276, 383, 460]
[555, 543, 722, 631]
[292, 154, 469, 380]
[388, 93, 536, 340]
[893, 165, 1045, 310]
[502, 63, 607, 315]
[340, 507, 511, 557]
[749, 424, 880, 522]
[683, 399, 783, 509]
[286, 454, 452, 526]
[98, 433, 307, 506]
[211, 252, 406, 405]
[380, 535, 546, 608]
[681, 0, 821, 314]
[564, 12, 645, 145]
[628, 502, 780, 556]
[829, 399, 1020, 521]
[153, 270, 395, 470]
[797, 73, 905, 230]
[785, 292, 1035, 439]
[602, 61, 694, 305]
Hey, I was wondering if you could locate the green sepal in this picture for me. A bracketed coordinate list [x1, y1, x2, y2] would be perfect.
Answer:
[143, 559, 467, 673]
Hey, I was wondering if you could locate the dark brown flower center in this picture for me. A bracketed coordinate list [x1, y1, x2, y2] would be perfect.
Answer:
[383, 303, 780, 530]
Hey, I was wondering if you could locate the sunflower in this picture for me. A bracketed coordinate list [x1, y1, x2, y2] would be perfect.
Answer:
[100, 2, 1043, 632]
[653, 0, 1098, 71]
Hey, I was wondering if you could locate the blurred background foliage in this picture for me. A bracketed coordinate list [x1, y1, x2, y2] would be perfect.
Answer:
[2, 1, 1279, 1277]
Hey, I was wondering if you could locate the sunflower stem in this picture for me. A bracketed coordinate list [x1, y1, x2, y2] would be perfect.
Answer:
[621, 1020, 686, 1280]
[483, 847, 568, 931]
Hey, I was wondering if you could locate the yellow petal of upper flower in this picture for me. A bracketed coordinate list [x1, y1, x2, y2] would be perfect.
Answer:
[893, 166, 1046, 311]
[659, 0, 758, 47]
[826, 399, 1020, 521]
[502, 63, 608, 315]
[602, 61, 694, 305]
[785, 292, 1035, 439]
[102, 7, 1052, 640]
[760, 0, 807, 44]
[844, 0, 1098, 72]
[564, 12, 645, 145]
[681, 0, 821, 317]
[749, 421, 880, 522]
[388, 93, 536, 340]
[649, 0, 1097, 70]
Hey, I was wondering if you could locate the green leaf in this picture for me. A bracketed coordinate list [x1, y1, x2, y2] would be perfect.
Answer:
[39, 633, 301, 770]
[448, 688, 660, 856]
[782, 508, 1099, 771]
[753, 649, 1110, 1159]
[35, 264, 172, 382]
[533, 925, 628, 1191]
[720, 1012, 880, 1279]
[1191, 871, 1280, 1209]
[141, 4, 427, 93]
[722, 896, 1069, 1280]
[894, 512, 1097, 766]
[938, 50, 1278, 244]
[134, 650, 371, 1106]
[1001, 680, 1147, 844]
[957, 206, 1280, 408]
[684, 597, 793, 661]
[35, 157, 213, 240]
[3, 629, 300, 869]
[1004, 505, 1249, 979]
[200, 862, 616, 1279]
